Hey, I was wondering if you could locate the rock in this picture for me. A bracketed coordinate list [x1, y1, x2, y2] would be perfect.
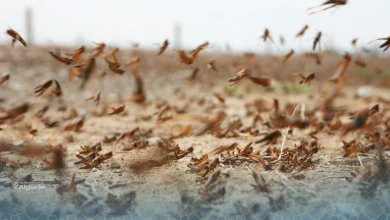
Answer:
[110, 162, 121, 169]
[11, 140, 24, 147]
[357, 85, 373, 98]
[25, 174, 33, 182]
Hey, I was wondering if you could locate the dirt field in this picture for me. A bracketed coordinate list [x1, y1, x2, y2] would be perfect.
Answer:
[0, 45, 389, 219]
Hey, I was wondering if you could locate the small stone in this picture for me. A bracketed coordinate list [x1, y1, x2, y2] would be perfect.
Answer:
[357, 85, 373, 98]
[92, 168, 98, 172]
[110, 162, 121, 169]
[25, 174, 33, 182]
[11, 140, 24, 147]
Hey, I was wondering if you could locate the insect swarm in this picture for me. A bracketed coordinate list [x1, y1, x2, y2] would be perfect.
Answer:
[2, 6, 390, 217]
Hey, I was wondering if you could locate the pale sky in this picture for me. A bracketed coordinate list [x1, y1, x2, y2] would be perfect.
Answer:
[1, 0, 388, 52]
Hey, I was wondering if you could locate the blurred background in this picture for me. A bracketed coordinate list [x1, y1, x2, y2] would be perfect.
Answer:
[1, 0, 389, 53]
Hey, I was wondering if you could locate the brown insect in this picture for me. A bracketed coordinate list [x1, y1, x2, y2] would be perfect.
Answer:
[49, 50, 73, 65]
[307, 0, 347, 15]
[228, 69, 249, 86]
[108, 105, 126, 115]
[105, 48, 125, 74]
[254, 130, 282, 145]
[341, 140, 374, 158]
[328, 52, 352, 92]
[295, 25, 309, 38]
[106, 191, 136, 212]
[210, 143, 238, 155]
[109, 47, 120, 64]
[108, 65, 125, 75]
[305, 52, 322, 65]
[68, 63, 84, 80]
[238, 142, 254, 157]
[207, 59, 222, 77]
[80, 57, 96, 90]
[78, 142, 102, 155]
[29, 129, 38, 137]
[313, 32, 322, 51]
[91, 42, 106, 58]
[279, 35, 285, 45]
[129, 56, 141, 71]
[174, 147, 194, 159]
[104, 57, 120, 69]
[247, 75, 270, 87]
[122, 138, 149, 151]
[282, 49, 294, 63]
[156, 105, 172, 124]
[67, 45, 85, 61]
[43, 144, 66, 172]
[260, 28, 273, 43]
[0, 74, 10, 85]
[199, 158, 220, 177]
[51, 80, 62, 97]
[292, 72, 316, 86]
[193, 109, 227, 136]
[131, 72, 146, 104]
[178, 42, 209, 65]
[368, 36, 390, 53]
[56, 173, 81, 196]
[342, 104, 379, 136]
[33, 80, 53, 97]
[157, 39, 169, 55]
[213, 92, 225, 104]
[176, 50, 198, 65]
[64, 116, 85, 132]
[80, 152, 113, 169]
[85, 91, 101, 106]
[188, 154, 209, 172]
[190, 41, 210, 54]
[187, 67, 199, 81]
[111, 130, 132, 152]
[351, 38, 358, 47]
[354, 55, 366, 68]
[0, 102, 30, 121]
[6, 28, 27, 49]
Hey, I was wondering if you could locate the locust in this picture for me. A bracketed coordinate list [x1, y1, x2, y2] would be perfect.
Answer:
[307, 0, 347, 15]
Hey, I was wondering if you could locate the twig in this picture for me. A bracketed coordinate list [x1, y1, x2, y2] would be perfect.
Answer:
[277, 104, 301, 161]
[357, 156, 364, 167]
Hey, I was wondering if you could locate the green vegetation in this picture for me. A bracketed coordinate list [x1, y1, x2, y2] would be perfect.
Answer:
[355, 67, 390, 78]
[272, 81, 313, 94]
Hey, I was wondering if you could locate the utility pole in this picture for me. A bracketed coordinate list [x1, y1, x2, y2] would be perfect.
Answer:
[173, 23, 182, 49]
[25, 7, 34, 46]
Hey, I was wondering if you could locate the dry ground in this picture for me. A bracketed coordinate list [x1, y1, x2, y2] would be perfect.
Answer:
[0, 45, 389, 219]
